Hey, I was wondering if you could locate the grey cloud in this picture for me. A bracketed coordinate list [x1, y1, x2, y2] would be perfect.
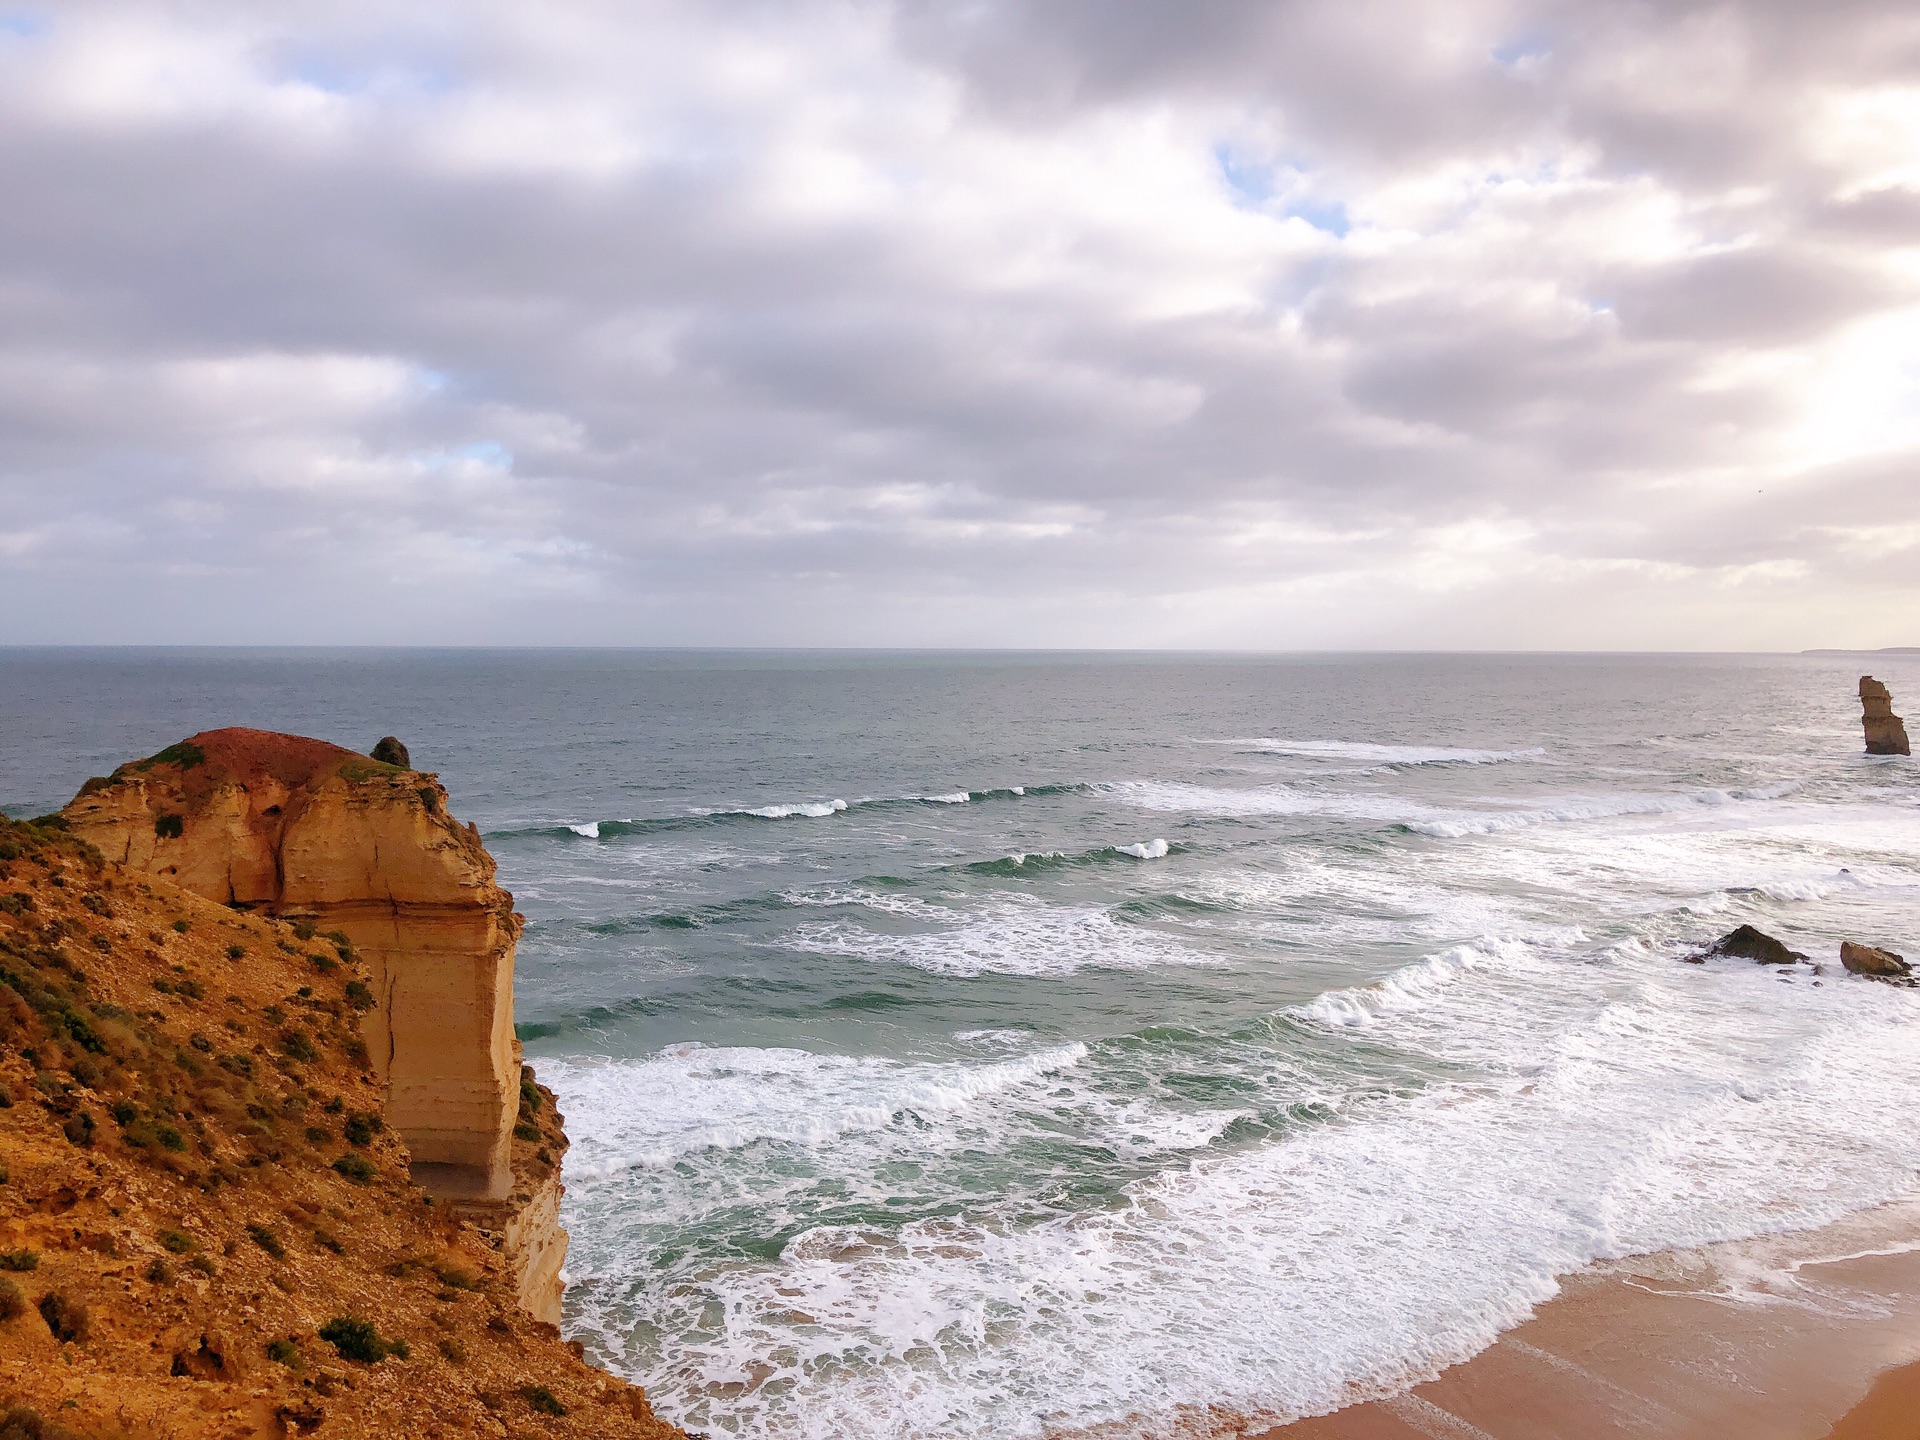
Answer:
[1605, 246, 1894, 346]
[0, 0, 1917, 647]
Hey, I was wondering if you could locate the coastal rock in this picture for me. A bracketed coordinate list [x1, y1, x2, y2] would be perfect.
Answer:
[1690, 924, 1807, 966]
[370, 734, 412, 767]
[0, 812, 679, 1438]
[1841, 940, 1913, 982]
[59, 727, 568, 1322]
[1859, 676, 1911, 756]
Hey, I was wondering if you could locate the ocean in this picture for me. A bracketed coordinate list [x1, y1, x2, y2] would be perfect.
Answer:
[5, 648, 1919, 1437]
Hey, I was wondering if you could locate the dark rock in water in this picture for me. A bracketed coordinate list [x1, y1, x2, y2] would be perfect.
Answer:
[370, 736, 411, 768]
[1860, 676, 1911, 756]
[1841, 940, 1913, 982]
[1691, 924, 1808, 966]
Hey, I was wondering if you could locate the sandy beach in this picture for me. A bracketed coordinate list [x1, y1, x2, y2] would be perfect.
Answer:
[1259, 1197, 1920, 1440]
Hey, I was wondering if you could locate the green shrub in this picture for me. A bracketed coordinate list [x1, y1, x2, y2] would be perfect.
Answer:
[145, 1258, 173, 1285]
[433, 1264, 474, 1291]
[519, 1075, 544, 1114]
[318, 1315, 403, 1363]
[0, 1405, 59, 1440]
[265, 1337, 302, 1368]
[513, 1122, 541, 1142]
[144, 741, 206, 771]
[305, 1125, 333, 1145]
[342, 1112, 384, 1146]
[154, 815, 184, 840]
[437, 1337, 466, 1365]
[279, 1029, 318, 1063]
[344, 980, 372, 1010]
[246, 1225, 285, 1259]
[157, 1230, 195, 1255]
[331, 1153, 376, 1185]
[0, 1277, 22, 1321]
[520, 1386, 566, 1417]
[171, 919, 190, 934]
[187, 1255, 217, 1277]
[0, 1252, 37, 1272]
[37, 1291, 88, 1343]
[226, 945, 246, 960]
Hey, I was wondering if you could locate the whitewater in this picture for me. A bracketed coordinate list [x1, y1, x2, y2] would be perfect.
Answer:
[4, 649, 1917, 1438]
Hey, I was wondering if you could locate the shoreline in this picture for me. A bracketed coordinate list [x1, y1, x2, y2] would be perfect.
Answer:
[1253, 1195, 1920, 1440]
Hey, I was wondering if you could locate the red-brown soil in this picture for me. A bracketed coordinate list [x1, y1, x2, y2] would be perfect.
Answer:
[0, 813, 681, 1440]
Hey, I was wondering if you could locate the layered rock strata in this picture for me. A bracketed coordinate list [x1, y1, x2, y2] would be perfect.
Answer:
[1860, 676, 1911, 755]
[59, 728, 568, 1322]
[0, 812, 675, 1437]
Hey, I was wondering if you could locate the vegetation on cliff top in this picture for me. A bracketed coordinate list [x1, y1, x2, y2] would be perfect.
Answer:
[0, 812, 677, 1439]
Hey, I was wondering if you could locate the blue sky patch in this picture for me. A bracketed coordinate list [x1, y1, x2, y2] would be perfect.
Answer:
[1492, 35, 1553, 66]
[1285, 198, 1350, 238]
[1214, 144, 1278, 208]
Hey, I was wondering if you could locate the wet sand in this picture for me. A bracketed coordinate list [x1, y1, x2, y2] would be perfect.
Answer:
[1256, 1198, 1920, 1440]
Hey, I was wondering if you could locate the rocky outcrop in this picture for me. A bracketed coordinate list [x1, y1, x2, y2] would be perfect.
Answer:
[371, 735, 412, 767]
[1688, 924, 1807, 965]
[1841, 940, 1913, 983]
[58, 728, 569, 1323]
[1860, 677, 1911, 756]
[0, 811, 677, 1438]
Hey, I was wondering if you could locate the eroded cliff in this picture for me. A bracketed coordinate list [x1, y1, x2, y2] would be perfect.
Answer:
[0, 812, 676, 1438]
[58, 730, 563, 1322]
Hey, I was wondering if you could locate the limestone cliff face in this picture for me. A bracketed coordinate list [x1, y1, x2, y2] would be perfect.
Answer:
[60, 728, 569, 1323]
[1860, 676, 1912, 756]
[0, 812, 674, 1437]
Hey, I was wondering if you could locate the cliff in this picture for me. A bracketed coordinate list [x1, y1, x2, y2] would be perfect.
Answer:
[1859, 676, 1911, 756]
[58, 731, 559, 1321]
[0, 812, 678, 1439]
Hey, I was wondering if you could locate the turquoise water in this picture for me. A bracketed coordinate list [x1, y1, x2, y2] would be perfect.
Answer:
[5, 649, 1920, 1436]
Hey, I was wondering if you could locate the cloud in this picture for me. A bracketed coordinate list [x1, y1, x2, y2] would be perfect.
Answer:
[1, 0, 1917, 646]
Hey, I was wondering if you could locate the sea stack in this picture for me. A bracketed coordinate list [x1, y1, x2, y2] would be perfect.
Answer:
[1860, 676, 1911, 755]
[60, 727, 569, 1321]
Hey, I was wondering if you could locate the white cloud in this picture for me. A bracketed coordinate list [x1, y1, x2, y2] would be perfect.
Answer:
[1, 0, 1917, 645]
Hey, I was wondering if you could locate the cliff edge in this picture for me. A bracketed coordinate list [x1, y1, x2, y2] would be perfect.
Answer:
[0, 811, 677, 1438]
[58, 731, 562, 1321]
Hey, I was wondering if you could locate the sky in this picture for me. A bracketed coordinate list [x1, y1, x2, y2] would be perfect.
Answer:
[2, 0, 1917, 649]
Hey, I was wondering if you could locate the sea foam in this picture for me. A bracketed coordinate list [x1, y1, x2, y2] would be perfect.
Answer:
[557, 938, 1920, 1440]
